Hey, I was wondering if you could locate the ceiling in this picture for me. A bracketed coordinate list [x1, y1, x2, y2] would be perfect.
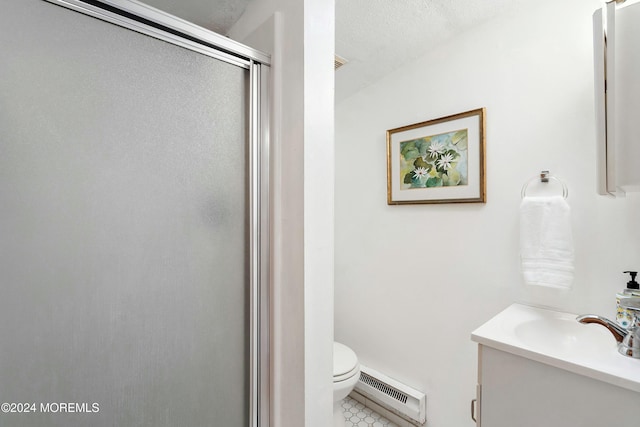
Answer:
[139, 0, 532, 102]
[140, 0, 251, 34]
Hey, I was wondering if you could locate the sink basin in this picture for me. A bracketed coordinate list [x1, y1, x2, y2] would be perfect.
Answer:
[471, 303, 640, 393]
[514, 316, 614, 355]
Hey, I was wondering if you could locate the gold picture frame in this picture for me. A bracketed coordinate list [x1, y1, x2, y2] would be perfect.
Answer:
[386, 108, 486, 204]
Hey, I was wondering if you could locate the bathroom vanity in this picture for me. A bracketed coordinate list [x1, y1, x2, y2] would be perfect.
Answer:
[471, 304, 640, 427]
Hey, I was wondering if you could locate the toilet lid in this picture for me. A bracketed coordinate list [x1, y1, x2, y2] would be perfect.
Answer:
[334, 342, 358, 378]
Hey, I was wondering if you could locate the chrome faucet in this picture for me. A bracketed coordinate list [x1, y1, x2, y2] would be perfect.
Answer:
[577, 298, 640, 358]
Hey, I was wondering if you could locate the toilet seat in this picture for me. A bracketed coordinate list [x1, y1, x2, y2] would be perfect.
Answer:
[333, 342, 359, 383]
[334, 364, 360, 383]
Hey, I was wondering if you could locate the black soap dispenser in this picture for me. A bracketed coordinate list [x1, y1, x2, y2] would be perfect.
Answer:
[624, 271, 640, 295]
[616, 271, 640, 329]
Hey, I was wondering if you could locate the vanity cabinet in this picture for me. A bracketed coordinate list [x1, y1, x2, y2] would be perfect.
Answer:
[474, 345, 639, 427]
[470, 304, 640, 427]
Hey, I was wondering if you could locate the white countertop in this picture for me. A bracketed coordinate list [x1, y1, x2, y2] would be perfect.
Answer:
[471, 303, 640, 393]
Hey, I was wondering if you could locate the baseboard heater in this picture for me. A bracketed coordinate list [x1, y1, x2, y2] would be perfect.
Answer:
[354, 365, 426, 426]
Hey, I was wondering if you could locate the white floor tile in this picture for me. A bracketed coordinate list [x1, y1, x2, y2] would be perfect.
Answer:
[341, 396, 400, 427]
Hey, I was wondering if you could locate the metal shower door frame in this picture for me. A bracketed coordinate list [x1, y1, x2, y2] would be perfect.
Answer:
[41, 1, 271, 426]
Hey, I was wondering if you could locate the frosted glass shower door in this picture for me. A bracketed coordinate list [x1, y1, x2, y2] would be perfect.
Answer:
[0, 1, 252, 426]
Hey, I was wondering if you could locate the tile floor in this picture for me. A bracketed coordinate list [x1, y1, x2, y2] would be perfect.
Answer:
[341, 396, 399, 427]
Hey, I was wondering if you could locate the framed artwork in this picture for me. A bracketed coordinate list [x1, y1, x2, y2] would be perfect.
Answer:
[386, 108, 486, 204]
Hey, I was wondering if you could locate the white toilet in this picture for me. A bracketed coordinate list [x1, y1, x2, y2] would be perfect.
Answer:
[333, 341, 360, 427]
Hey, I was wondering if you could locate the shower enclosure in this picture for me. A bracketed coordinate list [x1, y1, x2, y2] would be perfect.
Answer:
[0, 0, 270, 426]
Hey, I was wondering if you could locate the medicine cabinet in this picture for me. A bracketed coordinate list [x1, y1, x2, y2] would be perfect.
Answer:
[594, 0, 640, 196]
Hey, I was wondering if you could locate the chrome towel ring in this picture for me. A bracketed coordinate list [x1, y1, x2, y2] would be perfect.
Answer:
[521, 170, 568, 199]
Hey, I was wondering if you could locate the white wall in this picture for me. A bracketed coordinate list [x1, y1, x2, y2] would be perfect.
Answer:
[229, 1, 335, 427]
[335, 0, 640, 426]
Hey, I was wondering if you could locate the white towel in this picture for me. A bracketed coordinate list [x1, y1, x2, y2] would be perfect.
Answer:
[520, 196, 574, 289]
